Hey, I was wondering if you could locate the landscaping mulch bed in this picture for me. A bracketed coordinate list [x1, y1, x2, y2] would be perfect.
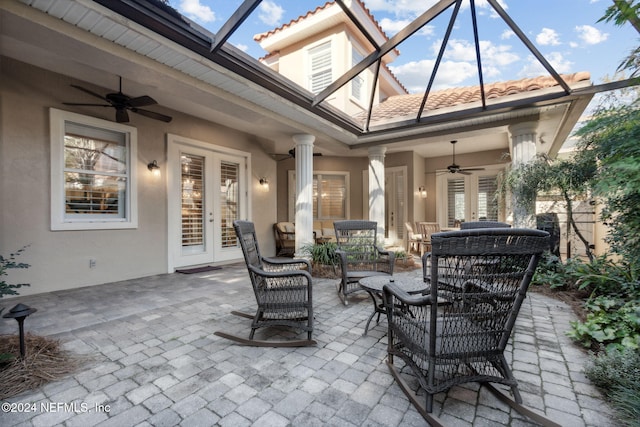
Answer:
[0, 333, 86, 399]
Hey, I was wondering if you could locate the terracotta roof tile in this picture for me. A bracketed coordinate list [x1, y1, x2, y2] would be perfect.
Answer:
[359, 72, 591, 122]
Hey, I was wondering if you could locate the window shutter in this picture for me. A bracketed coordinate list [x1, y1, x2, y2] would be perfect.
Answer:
[181, 154, 204, 247]
[309, 41, 332, 93]
[477, 175, 499, 221]
[447, 178, 465, 227]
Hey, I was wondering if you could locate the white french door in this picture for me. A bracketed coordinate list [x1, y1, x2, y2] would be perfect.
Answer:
[437, 167, 503, 228]
[167, 135, 248, 271]
[385, 167, 407, 245]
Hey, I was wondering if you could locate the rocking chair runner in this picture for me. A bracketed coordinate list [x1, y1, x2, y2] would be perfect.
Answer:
[214, 220, 315, 347]
[383, 228, 559, 427]
[333, 220, 395, 305]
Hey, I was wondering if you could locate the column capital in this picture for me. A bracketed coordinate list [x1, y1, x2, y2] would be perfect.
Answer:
[368, 146, 387, 158]
[292, 134, 316, 146]
[509, 122, 538, 137]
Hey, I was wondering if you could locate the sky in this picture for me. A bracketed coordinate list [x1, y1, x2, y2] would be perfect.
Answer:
[167, 0, 638, 94]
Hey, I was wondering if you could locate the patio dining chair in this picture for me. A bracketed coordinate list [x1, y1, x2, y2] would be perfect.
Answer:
[214, 220, 315, 347]
[334, 220, 395, 305]
[383, 228, 558, 427]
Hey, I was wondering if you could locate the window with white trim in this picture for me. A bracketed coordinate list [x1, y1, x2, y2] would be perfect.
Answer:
[309, 41, 332, 93]
[351, 44, 365, 101]
[50, 109, 138, 230]
[288, 171, 349, 220]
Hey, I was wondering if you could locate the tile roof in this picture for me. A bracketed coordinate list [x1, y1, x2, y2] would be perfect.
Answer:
[254, 1, 386, 45]
[360, 72, 591, 123]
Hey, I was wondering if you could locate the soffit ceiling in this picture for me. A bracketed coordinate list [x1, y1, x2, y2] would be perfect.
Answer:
[0, 0, 617, 159]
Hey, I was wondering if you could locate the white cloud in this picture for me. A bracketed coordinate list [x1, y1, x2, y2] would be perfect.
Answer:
[575, 25, 609, 45]
[432, 39, 519, 70]
[390, 59, 477, 92]
[379, 18, 434, 37]
[501, 29, 514, 40]
[536, 28, 560, 46]
[518, 52, 573, 78]
[234, 43, 249, 52]
[178, 0, 216, 23]
[259, 1, 284, 27]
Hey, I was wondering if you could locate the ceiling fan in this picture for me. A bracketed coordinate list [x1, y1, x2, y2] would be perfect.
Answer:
[444, 140, 485, 175]
[63, 77, 172, 123]
[273, 148, 323, 161]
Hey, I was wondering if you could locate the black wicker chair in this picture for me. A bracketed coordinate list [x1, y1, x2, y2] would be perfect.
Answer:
[460, 220, 511, 229]
[214, 220, 315, 347]
[384, 228, 558, 426]
[334, 220, 395, 305]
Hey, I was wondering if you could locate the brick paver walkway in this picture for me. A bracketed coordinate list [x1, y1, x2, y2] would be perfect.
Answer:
[0, 263, 616, 426]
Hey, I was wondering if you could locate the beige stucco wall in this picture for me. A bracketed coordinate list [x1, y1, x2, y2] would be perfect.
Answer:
[0, 58, 278, 297]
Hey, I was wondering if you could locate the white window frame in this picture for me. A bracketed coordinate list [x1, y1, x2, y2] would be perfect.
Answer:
[435, 164, 505, 228]
[308, 40, 333, 94]
[50, 108, 138, 230]
[350, 40, 366, 104]
[287, 170, 350, 221]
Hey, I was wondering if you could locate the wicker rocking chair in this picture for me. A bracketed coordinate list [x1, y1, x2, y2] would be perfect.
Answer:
[214, 220, 315, 347]
[383, 228, 559, 427]
[333, 220, 395, 305]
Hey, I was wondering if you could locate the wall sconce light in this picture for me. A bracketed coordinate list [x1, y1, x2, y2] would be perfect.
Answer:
[259, 178, 269, 190]
[147, 160, 160, 176]
[418, 186, 427, 199]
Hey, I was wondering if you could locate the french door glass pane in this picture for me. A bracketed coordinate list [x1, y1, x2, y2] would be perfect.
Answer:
[447, 178, 465, 227]
[221, 161, 239, 248]
[181, 154, 204, 247]
[478, 176, 499, 221]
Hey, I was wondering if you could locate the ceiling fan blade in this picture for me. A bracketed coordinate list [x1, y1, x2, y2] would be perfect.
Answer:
[131, 108, 172, 122]
[128, 95, 157, 108]
[115, 109, 129, 123]
[70, 84, 107, 101]
[62, 102, 111, 107]
[458, 170, 472, 175]
[313, 153, 322, 156]
[460, 167, 485, 172]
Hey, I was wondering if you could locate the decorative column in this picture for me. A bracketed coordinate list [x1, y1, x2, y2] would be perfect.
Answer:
[509, 122, 538, 228]
[293, 134, 315, 256]
[368, 146, 386, 244]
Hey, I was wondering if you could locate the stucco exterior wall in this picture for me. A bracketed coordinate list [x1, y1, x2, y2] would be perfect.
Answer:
[1, 58, 277, 297]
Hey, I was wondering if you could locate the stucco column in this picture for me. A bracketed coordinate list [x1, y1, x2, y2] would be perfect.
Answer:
[509, 122, 538, 228]
[293, 134, 315, 256]
[368, 146, 386, 244]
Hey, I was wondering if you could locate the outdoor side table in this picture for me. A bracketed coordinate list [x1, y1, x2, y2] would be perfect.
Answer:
[359, 275, 427, 335]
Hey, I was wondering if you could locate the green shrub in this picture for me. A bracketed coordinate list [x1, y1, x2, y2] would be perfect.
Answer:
[585, 347, 640, 427]
[300, 241, 339, 266]
[568, 296, 640, 351]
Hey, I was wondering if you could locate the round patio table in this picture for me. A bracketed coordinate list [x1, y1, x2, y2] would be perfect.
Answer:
[359, 275, 428, 335]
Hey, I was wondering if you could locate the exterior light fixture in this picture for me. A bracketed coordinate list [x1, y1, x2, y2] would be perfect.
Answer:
[259, 178, 269, 190]
[147, 160, 160, 172]
[418, 186, 427, 199]
[3, 303, 37, 358]
[147, 160, 160, 176]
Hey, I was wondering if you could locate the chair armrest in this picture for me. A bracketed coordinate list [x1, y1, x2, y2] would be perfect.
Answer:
[248, 264, 313, 284]
[377, 246, 395, 261]
[383, 282, 432, 307]
[262, 256, 311, 271]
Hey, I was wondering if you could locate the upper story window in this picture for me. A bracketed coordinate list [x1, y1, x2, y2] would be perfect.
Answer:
[309, 41, 332, 93]
[50, 109, 138, 230]
[351, 45, 365, 101]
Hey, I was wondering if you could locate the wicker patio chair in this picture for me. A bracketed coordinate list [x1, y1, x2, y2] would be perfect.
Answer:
[333, 220, 395, 305]
[460, 220, 511, 229]
[214, 220, 315, 347]
[383, 228, 558, 427]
